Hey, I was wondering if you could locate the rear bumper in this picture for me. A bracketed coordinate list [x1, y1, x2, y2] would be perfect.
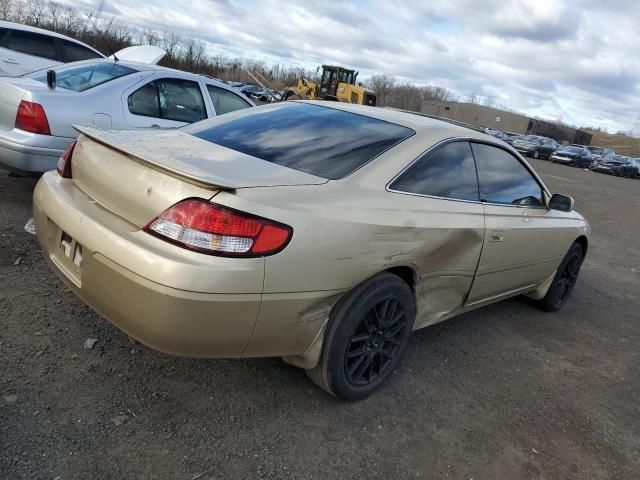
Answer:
[33, 172, 335, 358]
[0, 130, 69, 174]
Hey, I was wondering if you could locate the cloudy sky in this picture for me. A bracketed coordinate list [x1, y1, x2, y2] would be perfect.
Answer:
[63, 0, 639, 133]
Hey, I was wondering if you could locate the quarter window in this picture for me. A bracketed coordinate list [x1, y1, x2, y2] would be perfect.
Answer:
[206, 85, 251, 115]
[3, 30, 59, 61]
[128, 79, 206, 123]
[390, 141, 479, 201]
[61, 40, 101, 62]
[472, 143, 544, 207]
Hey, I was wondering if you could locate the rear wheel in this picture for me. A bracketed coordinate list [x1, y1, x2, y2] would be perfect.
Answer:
[306, 272, 415, 401]
[535, 243, 584, 312]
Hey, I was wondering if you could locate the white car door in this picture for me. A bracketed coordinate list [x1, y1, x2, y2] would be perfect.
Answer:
[0, 28, 61, 76]
[122, 74, 209, 128]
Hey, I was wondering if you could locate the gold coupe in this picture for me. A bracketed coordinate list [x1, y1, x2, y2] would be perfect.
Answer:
[34, 101, 589, 400]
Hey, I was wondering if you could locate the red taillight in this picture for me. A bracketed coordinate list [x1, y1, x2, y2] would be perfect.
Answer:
[56, 140, 76, 178]
[15, 100, 51, 135]
[144, 199, 293, 257]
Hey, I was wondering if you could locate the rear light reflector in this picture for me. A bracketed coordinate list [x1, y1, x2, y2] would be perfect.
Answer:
[56, 140, 76, 178]
[144, 199, 292, 257]
[15, 100, 51, 135]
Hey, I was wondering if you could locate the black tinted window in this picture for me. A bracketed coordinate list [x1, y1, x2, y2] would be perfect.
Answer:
[61, 40, 101, 62]
[187, 103, 414, 179]
[390, 142, 479, 201]
[4, 30, 58, 60]
[207, 85, 251, 115]
[129, 79, 206, 123]
[158, 79, 206, 122]
[128, 82, 160, 117]
[472, 143, 543, 207]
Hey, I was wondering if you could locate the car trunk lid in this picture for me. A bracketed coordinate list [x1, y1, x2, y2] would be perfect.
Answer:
[111, 45, 166, 65]
[71, 125, 327, 227]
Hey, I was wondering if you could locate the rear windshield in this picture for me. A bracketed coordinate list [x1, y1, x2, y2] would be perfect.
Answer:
[30, 62, 136, 92]
[187, 103, 414, 179]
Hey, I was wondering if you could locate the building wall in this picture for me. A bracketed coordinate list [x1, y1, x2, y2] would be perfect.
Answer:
[420, 101, 530, 133]
[420, 101, 592, 145]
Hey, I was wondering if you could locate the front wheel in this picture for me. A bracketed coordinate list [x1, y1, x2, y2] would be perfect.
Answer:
[306, 272, 415, 401]
[535, 243, 584, 312]
[532, 150, 540, 159]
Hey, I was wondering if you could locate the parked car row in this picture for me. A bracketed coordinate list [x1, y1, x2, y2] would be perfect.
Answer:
[485, 128, 640, 179]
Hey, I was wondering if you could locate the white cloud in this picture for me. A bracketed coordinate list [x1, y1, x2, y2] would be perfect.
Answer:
[64, 0, 640, 133]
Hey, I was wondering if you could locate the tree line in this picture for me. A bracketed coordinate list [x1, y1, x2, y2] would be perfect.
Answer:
[1, 0, 460, 110]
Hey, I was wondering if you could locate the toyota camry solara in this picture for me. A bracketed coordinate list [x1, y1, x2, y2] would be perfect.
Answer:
[33, 101, 589, 400]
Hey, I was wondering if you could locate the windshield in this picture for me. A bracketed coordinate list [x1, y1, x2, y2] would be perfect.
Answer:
[522, 135, 542, 143]
[588, 147, 604, 155]
[187, 103, 415, 179]
[29, 61, 137, 92]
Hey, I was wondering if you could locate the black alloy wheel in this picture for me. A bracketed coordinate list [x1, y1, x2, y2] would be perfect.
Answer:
[306, 272, 415, 401]
[344, 297, 406, 387]
[536, 243, 584, 312]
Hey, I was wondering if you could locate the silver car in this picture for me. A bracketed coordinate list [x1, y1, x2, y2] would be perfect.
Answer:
[0, 59, 255, 174]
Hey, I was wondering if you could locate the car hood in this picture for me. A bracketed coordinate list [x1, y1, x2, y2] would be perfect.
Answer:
[110, 45, 166, 65]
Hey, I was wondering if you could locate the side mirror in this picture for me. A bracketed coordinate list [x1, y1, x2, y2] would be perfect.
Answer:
[549, 193, 574, 212]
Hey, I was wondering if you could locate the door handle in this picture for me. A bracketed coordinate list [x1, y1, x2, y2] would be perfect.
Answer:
[2, 58, 19, 64]
[489, 230, 504, 242]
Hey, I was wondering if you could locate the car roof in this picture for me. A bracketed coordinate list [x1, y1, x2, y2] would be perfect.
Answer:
[302, 101, 494, 140]
[0, 20, 103, 57]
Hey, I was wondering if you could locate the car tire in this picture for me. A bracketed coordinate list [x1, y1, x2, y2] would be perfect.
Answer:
[535, 243, 584, 312]
[532, 150, 539, 159]
[306, 272, 415, 401]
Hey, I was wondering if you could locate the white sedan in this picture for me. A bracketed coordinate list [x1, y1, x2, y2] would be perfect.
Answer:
[0, 20, 165, 76]
[0, 58, 255, 174]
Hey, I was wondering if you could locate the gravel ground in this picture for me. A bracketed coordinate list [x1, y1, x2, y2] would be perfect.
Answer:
[1, 160, 639, 479]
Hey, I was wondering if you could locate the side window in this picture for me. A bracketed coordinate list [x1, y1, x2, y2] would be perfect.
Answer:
[472, 143, 544, 207]
[390, 141, 479, 201]
[61, 40, 101, 62]
[128, 79, 206, 123]
[206, 85, 251, 116]
[128, 81, 161, 118]
[157, 78, 206, 122]
[3, 30, 59, 61]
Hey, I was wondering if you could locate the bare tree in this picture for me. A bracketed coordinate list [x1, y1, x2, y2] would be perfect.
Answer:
[366, 73, 396, 106]
[61, 6, 82, 33]
[26, 0, 47, 26]
[47, 1, 60, 30]
[0, 0, 14, 21]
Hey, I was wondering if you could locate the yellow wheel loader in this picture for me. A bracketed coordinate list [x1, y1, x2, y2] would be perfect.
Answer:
[284, 65, 376, 106]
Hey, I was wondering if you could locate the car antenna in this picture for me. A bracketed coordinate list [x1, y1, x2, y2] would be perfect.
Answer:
[85, 1, 119, 62]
